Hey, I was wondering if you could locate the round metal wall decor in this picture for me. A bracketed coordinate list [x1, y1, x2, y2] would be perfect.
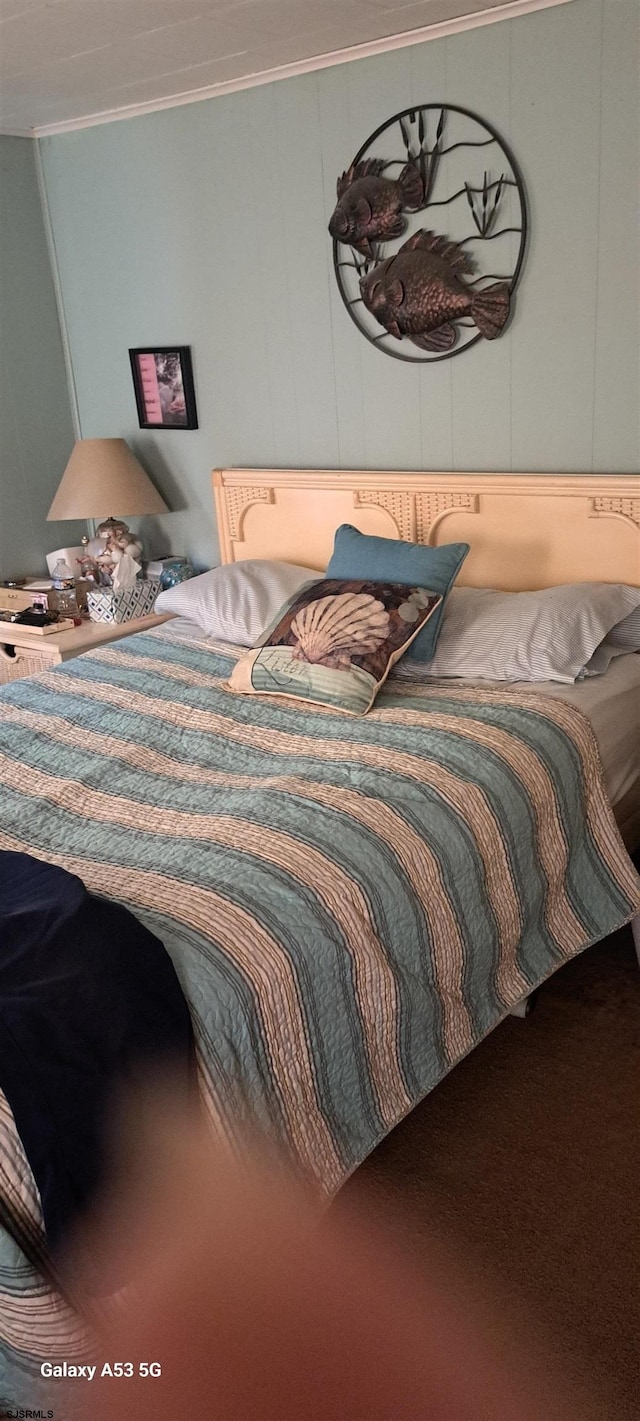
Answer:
[329, 104, 527, 362]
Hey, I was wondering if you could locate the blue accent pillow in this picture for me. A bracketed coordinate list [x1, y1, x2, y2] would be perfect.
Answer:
[326, 524, 469, 662]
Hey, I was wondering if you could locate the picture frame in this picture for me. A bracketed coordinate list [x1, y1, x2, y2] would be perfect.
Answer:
[129, 346, 198, 430]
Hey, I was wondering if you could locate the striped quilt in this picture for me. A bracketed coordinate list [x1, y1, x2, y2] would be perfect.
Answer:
[1, 625, 639, 1409]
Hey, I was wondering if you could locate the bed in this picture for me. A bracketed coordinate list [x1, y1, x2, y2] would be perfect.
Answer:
[1, 469, 639, 1410]
[156, 612, 640, 849]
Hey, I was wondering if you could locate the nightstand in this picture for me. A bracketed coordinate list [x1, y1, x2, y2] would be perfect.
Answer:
[0, 612, 172, 685]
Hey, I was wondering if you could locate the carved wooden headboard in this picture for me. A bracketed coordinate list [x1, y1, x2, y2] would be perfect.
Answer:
[212, 469, 640, 590]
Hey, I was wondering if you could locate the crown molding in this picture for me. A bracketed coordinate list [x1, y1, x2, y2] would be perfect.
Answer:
[0, 127, 35, 138]
[31, 0, 573, 139]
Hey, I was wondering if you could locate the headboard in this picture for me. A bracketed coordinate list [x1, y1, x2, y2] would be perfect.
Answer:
[212, 469, 640, 590]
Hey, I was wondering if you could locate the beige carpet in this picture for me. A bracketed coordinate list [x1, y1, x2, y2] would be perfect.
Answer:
[343, 925, 640, 1420]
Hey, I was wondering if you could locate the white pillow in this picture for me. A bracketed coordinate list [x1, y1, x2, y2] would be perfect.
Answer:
[155, 560, 321, 645]
[415, 583, 640, 683]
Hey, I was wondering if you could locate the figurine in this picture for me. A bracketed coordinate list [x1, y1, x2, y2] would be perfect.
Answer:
[111, 547, 141, 590]
[79, 521, 143, 588]
[96, 518, 143, 564]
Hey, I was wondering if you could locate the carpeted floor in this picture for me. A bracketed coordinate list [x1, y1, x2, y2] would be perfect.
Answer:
[344, 925, 640, 1420]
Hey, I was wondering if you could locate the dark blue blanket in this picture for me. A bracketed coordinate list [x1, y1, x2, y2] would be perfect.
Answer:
[0, 851, 194, 1252]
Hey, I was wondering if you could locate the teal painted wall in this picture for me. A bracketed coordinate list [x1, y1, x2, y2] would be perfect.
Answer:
[39, 0, 639, 570]
[0, 136, 83, 581]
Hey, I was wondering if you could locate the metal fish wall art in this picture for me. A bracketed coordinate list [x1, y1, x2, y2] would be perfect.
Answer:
[330, 104, 527, 363]
[328, 158, 424, 257]
[360, 230, 510, 352]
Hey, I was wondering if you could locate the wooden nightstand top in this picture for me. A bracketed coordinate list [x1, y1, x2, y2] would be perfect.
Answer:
[0, 611, 173, 657]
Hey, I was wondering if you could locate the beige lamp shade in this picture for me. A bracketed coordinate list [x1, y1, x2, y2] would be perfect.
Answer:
[47, 439, 169, 521]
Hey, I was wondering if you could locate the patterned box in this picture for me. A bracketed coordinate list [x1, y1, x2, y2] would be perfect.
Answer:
[86, 578, 160, 625]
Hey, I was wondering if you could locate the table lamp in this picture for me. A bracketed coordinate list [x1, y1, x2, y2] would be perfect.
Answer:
[47, 438, 169, 581]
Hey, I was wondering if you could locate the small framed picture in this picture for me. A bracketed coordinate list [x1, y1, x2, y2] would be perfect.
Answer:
[129, 346, 198, 430]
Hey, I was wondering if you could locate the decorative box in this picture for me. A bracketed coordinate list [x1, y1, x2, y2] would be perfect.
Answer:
[0, 585, 35, 613]
[159, 557, 195, 590]
[87, 578, 161, 625]
[144, 556, 195, 589]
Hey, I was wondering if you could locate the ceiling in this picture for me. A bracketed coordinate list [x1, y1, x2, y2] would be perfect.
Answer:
[0, 0, 569, 135]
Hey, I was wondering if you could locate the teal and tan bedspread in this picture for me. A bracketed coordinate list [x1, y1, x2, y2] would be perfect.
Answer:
[1, 625, 639, 1402]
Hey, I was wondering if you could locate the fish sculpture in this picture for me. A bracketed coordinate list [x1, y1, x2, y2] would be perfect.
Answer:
[360, 229, 510, 351]
[328, 159, 424, 258]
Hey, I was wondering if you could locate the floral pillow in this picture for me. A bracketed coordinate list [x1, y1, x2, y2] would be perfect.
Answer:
[229, 578, 442, 714]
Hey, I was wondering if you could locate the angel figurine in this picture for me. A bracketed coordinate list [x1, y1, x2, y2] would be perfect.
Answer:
[109, 523, 143, 564]
[81, 520, 143, 587]
[111, 546, 142, 590]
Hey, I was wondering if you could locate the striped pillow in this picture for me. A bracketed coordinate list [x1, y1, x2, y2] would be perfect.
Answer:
[603, 600, 640, 651]
[413, 583, 640, 683]
[584, 599, 640, 675]
[155, 560, 321, 644]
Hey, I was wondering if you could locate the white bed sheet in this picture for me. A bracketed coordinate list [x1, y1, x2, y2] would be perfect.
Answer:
[151, 618, 638, 816]
[519, 653, 639, 814]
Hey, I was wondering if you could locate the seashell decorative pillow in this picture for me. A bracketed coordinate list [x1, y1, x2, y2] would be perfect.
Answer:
[229, 578, 442, 715]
